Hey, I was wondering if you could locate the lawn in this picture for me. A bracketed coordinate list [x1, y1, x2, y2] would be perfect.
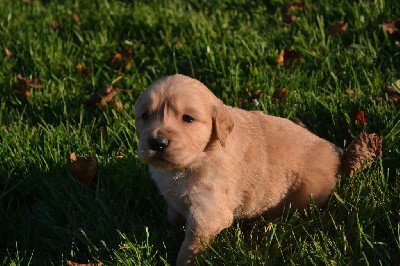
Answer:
[1, 0, 399, 265]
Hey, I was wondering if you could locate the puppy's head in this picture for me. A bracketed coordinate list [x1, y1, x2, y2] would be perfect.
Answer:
[134, 74, 234, 170]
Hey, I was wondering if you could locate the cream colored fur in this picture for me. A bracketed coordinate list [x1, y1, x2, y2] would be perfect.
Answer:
[134, 74, 343, 265]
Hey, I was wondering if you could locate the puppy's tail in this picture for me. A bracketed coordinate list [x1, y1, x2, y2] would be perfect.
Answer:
[343, 131, 383, 177]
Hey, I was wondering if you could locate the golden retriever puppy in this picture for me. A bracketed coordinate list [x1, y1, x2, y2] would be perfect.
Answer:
[134, 74, 343, 265]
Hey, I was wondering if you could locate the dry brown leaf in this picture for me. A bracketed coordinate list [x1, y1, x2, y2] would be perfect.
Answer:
[85, 85, 117, 108]
[76, 63, 92, 76]
[50, 20, 61, 31]
[14, 73, 42, 100]
[70, 152, 77, 161]
[17, 73, 42, 88]
[85, 77, 123, 108]
[111, 49, 133, 71]
[103, 88, 118, 103]
[71, 13, 80, 23]
[251, 89, 262, 100]
[115, 149, 125, 159]
[328, 21, 348, 36]
[272, 88, 290, 100]
[282, 2, 305, 14]
[343, 89, 353, 95]
[282, 15, 297, 24]
[113, 98, 123, 111]
[14, 84, 31, 100]
[276, 50, 285, 65]
[110, 75, 123, 85]
[122, 49, 133, 70]
[353, 110, 367, 130]
[66, 260, 103, 266]
[343, 89, 361, 98]
[344, 132, 383, 176]
[111, 53, 123, 64]
[4, 47, 12, 58]
[69, 156, 98, 185]
[382, 19, 400, 41]
[276, 49, 302, 67]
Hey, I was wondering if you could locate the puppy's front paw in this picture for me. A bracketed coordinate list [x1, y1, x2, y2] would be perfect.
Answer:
[176, 243, 198, 266]
[176, 253, 194, 266]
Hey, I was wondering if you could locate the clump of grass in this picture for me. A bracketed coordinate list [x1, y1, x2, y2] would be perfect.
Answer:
[0, 0, 399, 264]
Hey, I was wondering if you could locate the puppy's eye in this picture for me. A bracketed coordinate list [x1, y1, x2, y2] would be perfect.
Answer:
[141, 112, 150, 120]
[182, 114, 194, 123]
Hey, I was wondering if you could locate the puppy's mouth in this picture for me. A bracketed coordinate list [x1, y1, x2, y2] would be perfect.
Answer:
[146, 151, 178, 169]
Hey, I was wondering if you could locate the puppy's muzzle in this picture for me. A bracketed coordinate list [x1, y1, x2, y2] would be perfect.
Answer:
[148, 135, 169, 151]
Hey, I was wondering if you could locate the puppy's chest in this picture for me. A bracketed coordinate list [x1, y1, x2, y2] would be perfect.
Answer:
[150, 169, 193, 204]
[150, 168, 215, 214]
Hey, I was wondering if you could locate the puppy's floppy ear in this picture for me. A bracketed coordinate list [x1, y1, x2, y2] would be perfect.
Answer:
[213, 105, 234, 147]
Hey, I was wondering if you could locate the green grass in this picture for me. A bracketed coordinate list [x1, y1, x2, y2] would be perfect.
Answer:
[1, 0, 399, 264]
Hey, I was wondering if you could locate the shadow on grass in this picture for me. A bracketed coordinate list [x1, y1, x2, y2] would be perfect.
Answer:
[0, 155, 183, 265]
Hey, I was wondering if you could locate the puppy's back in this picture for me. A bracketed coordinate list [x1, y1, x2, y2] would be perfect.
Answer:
[224, 108, 342, 217]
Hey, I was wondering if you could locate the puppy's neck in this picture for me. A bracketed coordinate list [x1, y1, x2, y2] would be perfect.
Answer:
[150, 166, 190, 181]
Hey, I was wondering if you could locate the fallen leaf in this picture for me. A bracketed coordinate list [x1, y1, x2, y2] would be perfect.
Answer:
[252, 89, 262, 100]
[50, 21, 62, 31]
[115, 149, 126, 159]
[69, 156, 98, 185]
[13, 73, 42, 100]
[276, 49, 302, 67]
[282, 15, 297, 24]
[14, 85, 31, 100]
[382, 19, 400, 41]
[344, 132, 383, 176]
[328, 20, 348, 36]
[111, 75, 123, 85]
[123, 49, 133, 63]
[66, 260, 103, 266]
[238, 89, 262, 109]
[71, 13, 80, 23]
[85, 85, 117, 108]
[343, 89, 360, 98]
[113, 98, 123, 111]
[70, 152, 77, 161]
[353, 111, 366, 130]
[281, 2, 305, 14]
[4, 47, 12, 58]
[272, 88, 290, 100]
[111, 53, 123, 64]
[85, 77, 122, 108]
[103, 88, 118, 103]
[17, 73, 42, 88]
[111, 49, 133, 71]
[76, 63, 92, 76]
[276, 50, 285, 65]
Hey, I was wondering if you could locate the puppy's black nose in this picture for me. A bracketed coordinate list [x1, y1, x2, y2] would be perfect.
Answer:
[148, 136, 169, 151]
